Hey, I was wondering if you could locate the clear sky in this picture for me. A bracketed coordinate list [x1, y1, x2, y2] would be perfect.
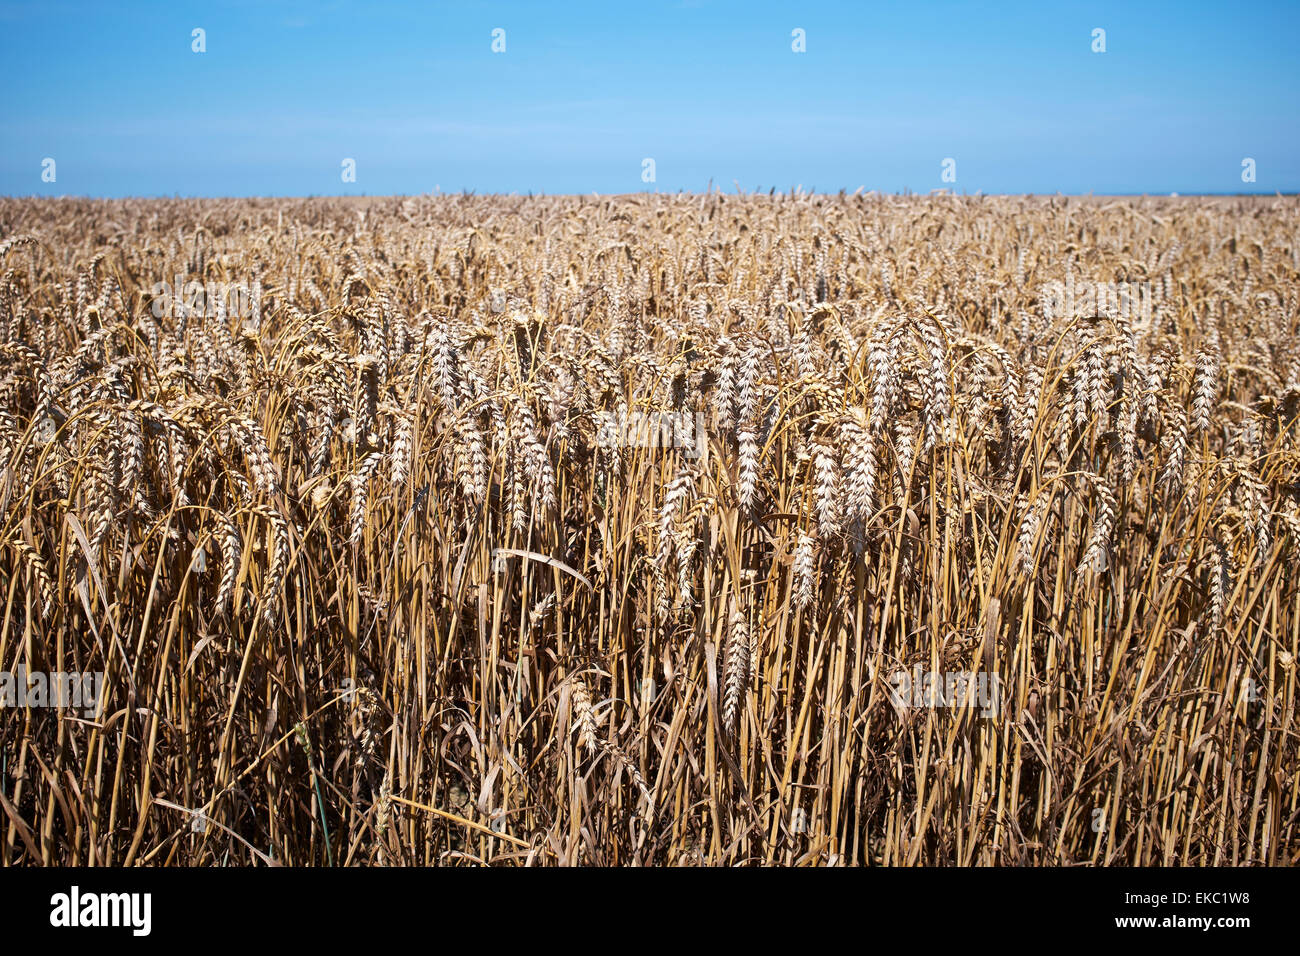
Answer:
[1, 0, 1296, 197]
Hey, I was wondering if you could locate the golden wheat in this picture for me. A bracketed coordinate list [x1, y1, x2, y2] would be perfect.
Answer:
[0, 192, 1296, 866]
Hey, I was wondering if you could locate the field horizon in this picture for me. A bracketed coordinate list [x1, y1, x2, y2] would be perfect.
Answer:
[5, 190, 1298, 201]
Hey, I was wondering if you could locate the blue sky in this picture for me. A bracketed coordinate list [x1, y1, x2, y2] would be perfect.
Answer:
[1, 0, 1296, 196]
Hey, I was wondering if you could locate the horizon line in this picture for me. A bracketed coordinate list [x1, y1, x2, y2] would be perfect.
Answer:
[3, 190, 1297, 201]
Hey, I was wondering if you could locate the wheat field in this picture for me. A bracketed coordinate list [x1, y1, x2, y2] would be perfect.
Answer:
[0, 192, 1297, 866]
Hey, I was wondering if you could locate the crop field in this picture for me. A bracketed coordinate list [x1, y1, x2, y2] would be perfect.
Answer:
[0, 193, 1297, 866]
